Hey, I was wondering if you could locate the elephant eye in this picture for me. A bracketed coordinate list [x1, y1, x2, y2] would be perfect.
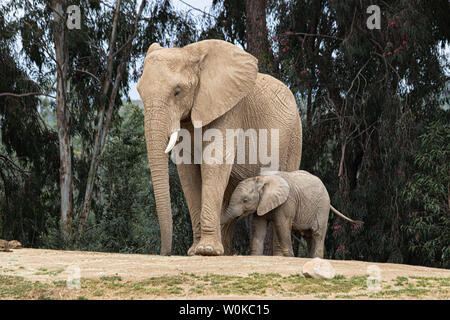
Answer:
[242, 197, 248, 203]
[174, 89, 181, 97]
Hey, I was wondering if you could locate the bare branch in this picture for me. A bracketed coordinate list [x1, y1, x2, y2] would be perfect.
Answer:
[75, 68, 101, 83]
[280, 31, 344, 41]
[345, 58, 371, 97]
[103, 0, 121, 96]
[0, 154, 32, 174]
[111, 0, 147, 59]
[176, 0, 217, 19]
[0, 92, 56, 99]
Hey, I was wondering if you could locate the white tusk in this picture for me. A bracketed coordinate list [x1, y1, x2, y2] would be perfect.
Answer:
[164, 130, 180, 153]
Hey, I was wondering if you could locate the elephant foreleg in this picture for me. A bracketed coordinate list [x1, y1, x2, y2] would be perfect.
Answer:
[177, 163, 202, 256]
[250, 215, 267, 255]
[272, 227, 285, 256]
[195, 162, 233, 256]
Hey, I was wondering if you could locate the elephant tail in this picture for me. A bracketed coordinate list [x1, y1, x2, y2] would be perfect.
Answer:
[330, 205, 364, 225]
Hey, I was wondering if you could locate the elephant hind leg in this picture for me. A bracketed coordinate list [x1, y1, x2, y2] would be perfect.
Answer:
[307, 232, 325, 258]
[273, 218, 294, 257]
[284, 118, 302, 171]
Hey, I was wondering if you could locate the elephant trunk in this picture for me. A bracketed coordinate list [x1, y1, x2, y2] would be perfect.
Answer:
[220, 207, 239, 225]
[220, 202, 237, 255]
[145, 107, 179, 256]
[221, 215, 237, 256]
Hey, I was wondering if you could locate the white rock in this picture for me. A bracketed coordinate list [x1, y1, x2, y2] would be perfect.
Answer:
[302, 258, 336, 279]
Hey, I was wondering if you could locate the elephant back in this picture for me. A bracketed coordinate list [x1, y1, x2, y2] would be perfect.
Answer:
[287, 171, 330, 230]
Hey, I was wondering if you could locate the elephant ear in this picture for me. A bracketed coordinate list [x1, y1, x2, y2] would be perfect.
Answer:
[185, 39, 258, 128]
[141, 43, 164, 73]
[256, 174, 290, 216]
[146, 43, 163, 56]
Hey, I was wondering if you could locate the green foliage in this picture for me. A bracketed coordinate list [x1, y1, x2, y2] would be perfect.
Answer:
[267, 0, 449, 266]
[0, 8, 59, 246]
[402, 120, 450, 267]
[70, 103, 192, 255]
[1, 0, 197, 252]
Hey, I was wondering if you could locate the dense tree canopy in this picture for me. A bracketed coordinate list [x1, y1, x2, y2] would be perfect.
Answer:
[0, 0, 448, 268]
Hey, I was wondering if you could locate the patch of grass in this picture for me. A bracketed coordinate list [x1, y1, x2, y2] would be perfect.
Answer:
[189, 285, 205, 295]
[406, 276, 450, 292]
[93, 290, 104, 297]
[0, 273, 448, 300]
[335, 294, 356, 299]
[369, 287, 430, 299]
[439, 278, 450, 287]
[395, 276, 409, 286]
[212, 273, 277, 295]
[34, 268, 64, 276]
[99, 275, 122, 282]
[284, 275, 368, 296]
[361, 276, 450, 299]
[0, 275, 34, 298]
[53, 280, 66, 287]
[95, 276, 124, 290]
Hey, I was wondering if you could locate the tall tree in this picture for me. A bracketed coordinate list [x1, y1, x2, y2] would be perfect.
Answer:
[52, 0, 73, 235]
[78, 0, 147, 234]
[1, 0, 74, 236]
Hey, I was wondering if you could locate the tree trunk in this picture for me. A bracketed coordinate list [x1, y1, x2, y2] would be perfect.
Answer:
[245, 0, 270, 72]
[78, 0, 146, 234]
[78, 61, 125, 233]
[52, 0, 73, 236]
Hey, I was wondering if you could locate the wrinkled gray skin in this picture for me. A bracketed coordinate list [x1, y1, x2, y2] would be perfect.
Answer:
[221, 170, 363, 257]
[137, 39, 302, 256]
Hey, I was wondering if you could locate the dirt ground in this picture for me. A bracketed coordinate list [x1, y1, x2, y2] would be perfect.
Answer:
[1, 248, 449, 299]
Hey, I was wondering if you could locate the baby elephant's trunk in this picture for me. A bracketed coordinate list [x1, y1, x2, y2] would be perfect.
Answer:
[330, 205, 364, 225]
[221, 208, 237, 225]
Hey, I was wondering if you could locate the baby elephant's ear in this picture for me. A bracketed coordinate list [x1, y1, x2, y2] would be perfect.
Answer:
[256, 175, 290, 216]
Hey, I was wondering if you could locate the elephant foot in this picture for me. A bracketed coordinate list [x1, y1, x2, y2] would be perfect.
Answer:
[187, 240, 200, 256]
[194, 237, 224, 256]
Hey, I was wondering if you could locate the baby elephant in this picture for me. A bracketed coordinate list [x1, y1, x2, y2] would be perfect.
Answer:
[221, 170, 363, 258]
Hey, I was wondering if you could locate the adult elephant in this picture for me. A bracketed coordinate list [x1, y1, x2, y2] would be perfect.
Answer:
[137, 39, 302, 256]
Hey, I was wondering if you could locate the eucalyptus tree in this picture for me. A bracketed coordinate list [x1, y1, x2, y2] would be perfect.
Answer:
[1, 0, 198, 242]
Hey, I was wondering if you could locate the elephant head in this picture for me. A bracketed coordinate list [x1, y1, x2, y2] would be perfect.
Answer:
[221, 174, 290, 225]
[137, 40, 258, 255]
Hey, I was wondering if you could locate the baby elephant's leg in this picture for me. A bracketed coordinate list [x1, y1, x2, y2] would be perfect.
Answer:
[250, 215, 267, 255]
[273, 217, 294, 257]
[307, 200, 329, 258]
[272, 228, 284, 256]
